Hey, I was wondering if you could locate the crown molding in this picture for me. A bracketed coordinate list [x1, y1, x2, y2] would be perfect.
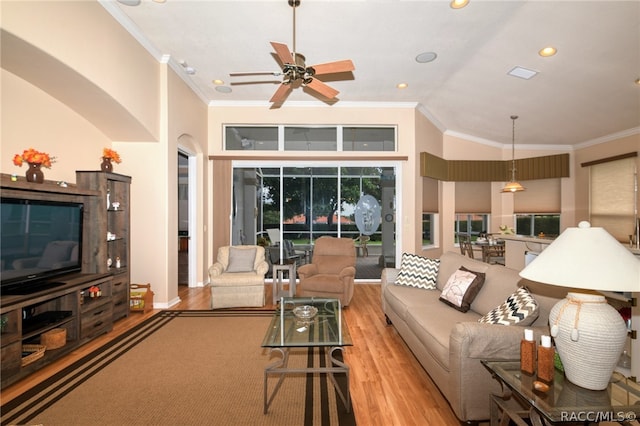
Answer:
[99, 1, 210, 105]
[575, 126, 640, 150]
[99, 0, 162, 61]
[208, 100, 419, 109]
[416, 103, 446, 133]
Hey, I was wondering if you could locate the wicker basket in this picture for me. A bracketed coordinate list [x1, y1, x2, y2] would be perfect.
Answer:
[21, 344, 46, 366]
[41, 328, 67, 350]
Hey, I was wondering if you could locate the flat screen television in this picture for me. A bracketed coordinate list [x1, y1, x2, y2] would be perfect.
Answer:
[1, 197, 84, 295]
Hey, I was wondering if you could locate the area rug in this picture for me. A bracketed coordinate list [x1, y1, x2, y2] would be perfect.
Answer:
[1, 310, 356, 426]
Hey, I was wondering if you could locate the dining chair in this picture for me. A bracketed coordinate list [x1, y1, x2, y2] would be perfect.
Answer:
[484, 244, 506, 265]
[458, 233, 475, 259]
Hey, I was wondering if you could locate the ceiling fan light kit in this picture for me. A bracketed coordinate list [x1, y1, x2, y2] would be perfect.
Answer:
[231, 0, 355, 106]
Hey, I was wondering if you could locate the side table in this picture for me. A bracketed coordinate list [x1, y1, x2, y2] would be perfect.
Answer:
[272, 263, 296, 304]
[482, 360, 640, 425]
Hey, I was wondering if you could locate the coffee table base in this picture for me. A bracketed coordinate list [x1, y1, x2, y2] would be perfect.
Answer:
[263, 346, 351, 414]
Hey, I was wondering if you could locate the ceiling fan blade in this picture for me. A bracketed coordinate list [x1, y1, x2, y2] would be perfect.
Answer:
[305, 78, 339, 99]
[230, 71, 281, 77]
[308, 59, 355, 76]
[270, 83, 293, 103]
[270, 42, 294, 65]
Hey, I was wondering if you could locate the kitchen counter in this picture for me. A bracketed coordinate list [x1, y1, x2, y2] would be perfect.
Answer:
[499, 234, 555, 270]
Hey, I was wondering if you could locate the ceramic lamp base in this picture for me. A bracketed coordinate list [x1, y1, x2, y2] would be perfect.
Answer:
[549, 292, 627, 390]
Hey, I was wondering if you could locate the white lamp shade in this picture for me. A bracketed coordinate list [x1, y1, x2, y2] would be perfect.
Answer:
[519, 221, 640, 292]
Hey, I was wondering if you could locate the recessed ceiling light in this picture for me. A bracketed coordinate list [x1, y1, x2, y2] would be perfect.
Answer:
[539, 46, 557, 57]
[415, 52, 438, 63]
[635, 78, 640, 86]
[508, 66, 538, 80]
[216, 86, 232, 94]
[397, 83, 408, 89]
[212, 79, 225, 85]
[450, 0, 469, 9]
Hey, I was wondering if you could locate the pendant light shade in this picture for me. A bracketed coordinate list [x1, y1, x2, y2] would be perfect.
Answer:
[501, 115, 526, 193]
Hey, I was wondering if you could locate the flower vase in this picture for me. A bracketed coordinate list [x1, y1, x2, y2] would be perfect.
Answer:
[101, 157, 113, 172]
[25, 162, 44, 183]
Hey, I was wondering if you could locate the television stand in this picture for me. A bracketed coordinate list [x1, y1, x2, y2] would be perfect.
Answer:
[0, 272, 113, 389]
[2, 280, 67, 296]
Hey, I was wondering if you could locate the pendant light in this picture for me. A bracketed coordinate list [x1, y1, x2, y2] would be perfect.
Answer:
[501, 115, 526, 193]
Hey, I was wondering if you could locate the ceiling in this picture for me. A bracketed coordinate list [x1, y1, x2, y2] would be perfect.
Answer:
[104, 0, 640, 149]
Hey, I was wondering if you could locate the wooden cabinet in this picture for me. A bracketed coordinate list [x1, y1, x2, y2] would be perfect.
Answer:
[76, 171, 132, 321]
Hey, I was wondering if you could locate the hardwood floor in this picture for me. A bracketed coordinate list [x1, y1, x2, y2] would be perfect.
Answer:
[1, 284, 461, 425]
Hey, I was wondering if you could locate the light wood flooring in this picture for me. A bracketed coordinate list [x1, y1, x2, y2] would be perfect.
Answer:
[1, 284, 461, 425]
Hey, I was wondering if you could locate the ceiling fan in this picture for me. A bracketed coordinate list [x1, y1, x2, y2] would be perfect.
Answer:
[230, 0, 355, 106]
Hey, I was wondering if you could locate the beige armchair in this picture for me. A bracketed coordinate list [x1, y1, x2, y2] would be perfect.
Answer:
[208, 245, 269, 309]
[297, 237, 356, 306]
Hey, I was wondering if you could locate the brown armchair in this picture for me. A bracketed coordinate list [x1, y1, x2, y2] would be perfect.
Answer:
[297, 236, 356, 306]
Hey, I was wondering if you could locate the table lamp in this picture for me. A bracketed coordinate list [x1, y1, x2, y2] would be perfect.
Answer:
[519, 221, 640, 390]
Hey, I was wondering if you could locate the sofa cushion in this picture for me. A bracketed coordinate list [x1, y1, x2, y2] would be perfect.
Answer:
[436, 251, 489, 291]
[226, 247, 256, 272]
[439, 266, 486, 312]
[384, 284, 433, 321]
[395, 253, 440, 289]
[478, 286, 539, 326]
[405, 301, 482, 371]
[298, 274, 344, 293]
[471, 264, 525, 315]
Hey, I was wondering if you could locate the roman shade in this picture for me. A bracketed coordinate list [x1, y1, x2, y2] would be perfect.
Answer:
[514, 179, 561, 213]
[455, 182, 491, 213]
[423, 177, 439, 212]
[586, 155, 637, 242]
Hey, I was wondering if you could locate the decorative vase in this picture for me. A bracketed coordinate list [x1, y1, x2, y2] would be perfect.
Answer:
[25, 162, 45, 183]
[549, 292, 627, 390]
[101, 157, 113, 172]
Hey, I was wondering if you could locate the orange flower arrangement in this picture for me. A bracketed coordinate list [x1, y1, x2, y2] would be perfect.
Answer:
[13, 148, 55, 168]
[102, 148, 122, 164]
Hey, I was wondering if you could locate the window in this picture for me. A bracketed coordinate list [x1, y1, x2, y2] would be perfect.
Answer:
[225, 126, 278, 150]
[224, 125, 396, 152]
[515, 214, 560, 237]
[284, 127, 337, 151]
[422, 213, 437, 247]
[342, 127, 395, 151]
[455, 214, 489, 242]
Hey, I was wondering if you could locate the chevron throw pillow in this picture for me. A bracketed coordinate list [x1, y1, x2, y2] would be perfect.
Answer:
[478, 287, 539, 326]
[395, 253, 440, 290]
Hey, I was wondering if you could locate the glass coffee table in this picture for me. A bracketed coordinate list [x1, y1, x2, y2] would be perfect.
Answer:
[482, 360, 640, 425]
[261, 297, 352, 414]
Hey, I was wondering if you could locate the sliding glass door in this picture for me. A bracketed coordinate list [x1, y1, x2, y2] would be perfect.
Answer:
[232, 163, 398, 273]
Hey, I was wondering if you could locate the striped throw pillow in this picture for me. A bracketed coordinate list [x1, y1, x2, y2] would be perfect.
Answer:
[395, 253, 440, 290]
[478, 287, 539, 326]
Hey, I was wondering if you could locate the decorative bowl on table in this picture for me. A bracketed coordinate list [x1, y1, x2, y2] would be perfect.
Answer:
[293, 305, 318, 320]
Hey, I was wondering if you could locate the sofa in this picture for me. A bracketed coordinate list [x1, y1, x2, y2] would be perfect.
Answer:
[381, 251, 567, 423]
